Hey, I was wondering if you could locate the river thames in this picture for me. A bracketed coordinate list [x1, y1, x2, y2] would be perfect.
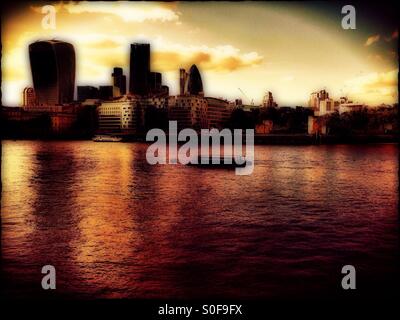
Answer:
[1, 141, 398, 299]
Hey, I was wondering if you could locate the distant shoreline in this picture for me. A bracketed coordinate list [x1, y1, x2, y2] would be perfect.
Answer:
[1, 134, 397, 145]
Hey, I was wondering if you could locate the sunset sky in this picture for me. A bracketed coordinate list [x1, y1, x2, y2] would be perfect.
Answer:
[1, 1, 398, 106]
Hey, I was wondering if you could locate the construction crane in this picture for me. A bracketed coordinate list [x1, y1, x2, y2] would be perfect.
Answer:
[238, 88, 254, 105]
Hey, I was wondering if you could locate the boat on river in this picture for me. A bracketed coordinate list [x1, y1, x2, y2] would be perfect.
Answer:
[92, 135, 123, 142]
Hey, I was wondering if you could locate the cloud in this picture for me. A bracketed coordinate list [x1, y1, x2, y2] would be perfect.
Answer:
[364, 34, 380, 46]
[65, 2, 179, 23]
[367, 54, 383, 62]
[151, 40, 264, 72]
[32, 2, 180, 23]
[66, 35, 263, 80]
[345, 69, 398, 102]
[80, 40, 263, 74]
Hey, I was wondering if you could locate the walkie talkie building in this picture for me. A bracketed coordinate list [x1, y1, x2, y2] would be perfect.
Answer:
[29, 40, 75, 106]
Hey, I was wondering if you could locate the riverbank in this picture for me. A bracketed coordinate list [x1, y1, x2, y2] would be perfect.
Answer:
[1, 133, 397, 145]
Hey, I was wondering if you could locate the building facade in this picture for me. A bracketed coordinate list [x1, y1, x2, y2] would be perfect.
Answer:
[318, 98, 335, 116]
[22, 87, 37, 108]
[309, 89, 338, 116]
[205, 97, 231, 129]
[97, 96, 140, 134]
[112, 67, 126, 97]
[142, 96, 168, 109]
[168, 95, 208, 130]
[339, 103, 365, 114]
[262, 91, 278, 108]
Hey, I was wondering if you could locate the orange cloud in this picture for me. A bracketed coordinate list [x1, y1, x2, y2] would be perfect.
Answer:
[345, 69, 398, 102]
[151, 41, 264, 72]
[31, 2, 181, 23]
[365, 34, 380, 46]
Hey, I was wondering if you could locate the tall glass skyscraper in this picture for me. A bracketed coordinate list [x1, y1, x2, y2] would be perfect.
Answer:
[187, 65, 203, 96]
[29, 40, 75, 106]
[129, 43, 150, 96]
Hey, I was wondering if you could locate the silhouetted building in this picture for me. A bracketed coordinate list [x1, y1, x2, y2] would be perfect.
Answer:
[29, 40, 75, 106]
[22, 87, 36, 108]
[262, 91, 277, 108]
[205, 97, 231, 129]
[309, 89, 329, 111]
[168, 96, 208, 130]
[161, 85, 169, 96]
[112, 67, 126, 97]
[339, 102, 365, 114]
[99, 86, 113, 100]
[149, 72, 162, 94]
[129, 43, 150, 95]
[77, 86, 99, 101]
[179, 68, 188, 95]
[309, 89, 336, 116]
[187, 64, 203, 96]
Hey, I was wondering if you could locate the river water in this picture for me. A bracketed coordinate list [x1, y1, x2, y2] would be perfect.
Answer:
[1, 141, 398, 299]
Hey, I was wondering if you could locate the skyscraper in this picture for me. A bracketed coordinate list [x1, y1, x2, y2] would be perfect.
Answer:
[99, 86, 113, 100]
[112, 67, 126, 97]
[149, 72, 162, 94]
[77, 86, 99, 101]
[187, 64, 203, 96]
[29, 40, 75, 106]
[129, 43, 150, 96]
[179, 68, 188, 95]
[262, 91, 277, 108]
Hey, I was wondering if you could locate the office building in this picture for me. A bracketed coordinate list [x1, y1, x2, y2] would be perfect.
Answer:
[205, 97, 231, 129]
[149, 72, 162, 94]
[77, 86, 99, 102]
[112, 67, 126, 97]
[99, 86, 113, 100]
[309, 89, 335, 116]
[29, 40, 75, 106]
[339, 103, 365, 114]
[262, 91, 278, 108]
[22, 87, 36, 108]
[179, 68, 189, 95]
[129, 43, 150, 95]
[319, 98, 335, 115]
[97, 96, 141, 133]
[168, 95, 208, 130]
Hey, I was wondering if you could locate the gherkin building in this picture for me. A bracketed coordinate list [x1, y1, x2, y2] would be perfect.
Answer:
[187, 64, 203, 95]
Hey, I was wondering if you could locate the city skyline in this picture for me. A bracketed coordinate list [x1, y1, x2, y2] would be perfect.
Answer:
[2, 1, 398, 106]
